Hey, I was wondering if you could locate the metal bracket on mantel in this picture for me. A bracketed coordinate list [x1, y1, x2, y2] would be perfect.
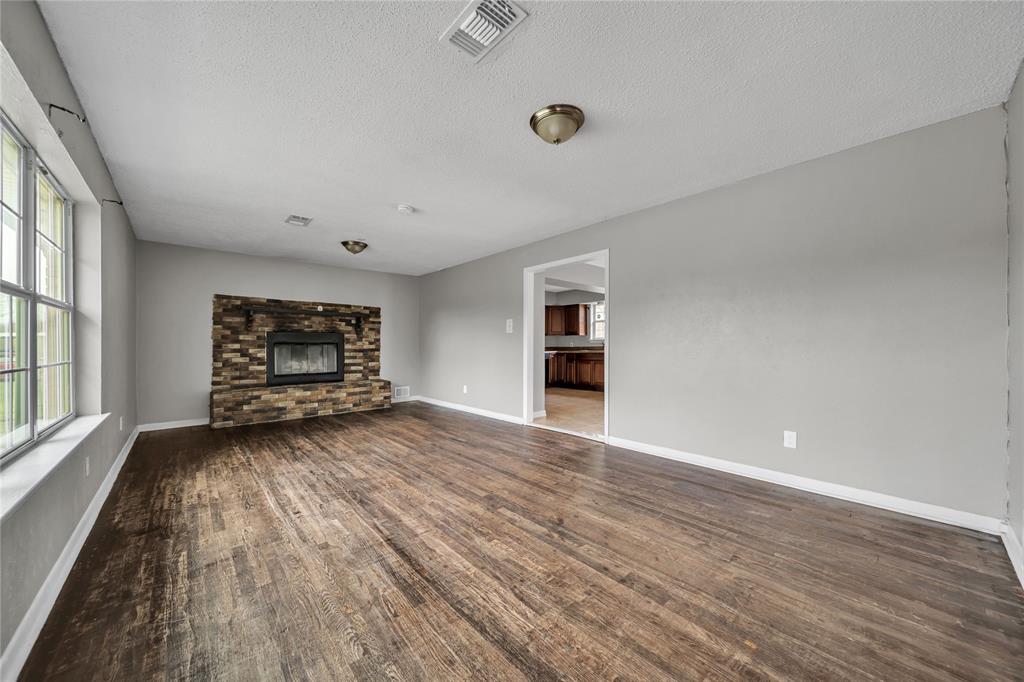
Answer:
[240, 305, 368, 334]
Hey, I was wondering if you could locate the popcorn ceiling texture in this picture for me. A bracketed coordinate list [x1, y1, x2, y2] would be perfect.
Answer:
[210, 294, 390, 428]
[40, 2, 1024, 275]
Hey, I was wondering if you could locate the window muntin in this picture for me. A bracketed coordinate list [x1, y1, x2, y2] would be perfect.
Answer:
[1, 114, 74, 461]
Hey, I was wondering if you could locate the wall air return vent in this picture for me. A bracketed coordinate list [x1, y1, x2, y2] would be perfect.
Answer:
[440, 0, 528, 63]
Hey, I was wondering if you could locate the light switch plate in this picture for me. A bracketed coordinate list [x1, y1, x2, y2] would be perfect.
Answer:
[506, 318, 514, 334]
[783, 430, 798, 449]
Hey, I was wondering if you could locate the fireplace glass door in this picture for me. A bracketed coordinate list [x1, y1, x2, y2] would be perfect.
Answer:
[274, 342, 338, 376]
[267, 332, 344, 385]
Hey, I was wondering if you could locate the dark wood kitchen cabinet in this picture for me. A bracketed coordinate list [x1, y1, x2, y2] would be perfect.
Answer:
[546, 351, 604, 391]
[544, 304, 588, 336]
[545, 305, 565, 335]
[563, 304, 588, 336]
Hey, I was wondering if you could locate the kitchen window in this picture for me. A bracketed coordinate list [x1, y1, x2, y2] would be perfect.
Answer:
[1, 114, 74, 461]
[589, 301, 606, 342]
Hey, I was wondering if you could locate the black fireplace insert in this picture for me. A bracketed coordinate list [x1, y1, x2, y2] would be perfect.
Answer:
[266, 331, 344, 386]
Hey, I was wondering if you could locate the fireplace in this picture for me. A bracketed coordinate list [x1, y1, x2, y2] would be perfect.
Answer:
[266, 331, 344, 386]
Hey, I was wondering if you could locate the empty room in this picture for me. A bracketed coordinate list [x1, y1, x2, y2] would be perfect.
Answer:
[2, 1, 1024, 679]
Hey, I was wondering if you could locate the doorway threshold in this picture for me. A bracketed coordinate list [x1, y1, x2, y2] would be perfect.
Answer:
[526, 421, 606, 444]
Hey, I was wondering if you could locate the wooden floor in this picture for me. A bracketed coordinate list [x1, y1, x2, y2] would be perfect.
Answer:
[22, 402, 1024, 681]
[535, 387, 604, 437]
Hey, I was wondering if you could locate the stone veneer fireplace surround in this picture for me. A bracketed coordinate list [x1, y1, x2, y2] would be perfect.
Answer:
[210, 294, 391, 428]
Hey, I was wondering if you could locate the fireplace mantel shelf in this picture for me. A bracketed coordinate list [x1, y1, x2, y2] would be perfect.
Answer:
[240, 305, 369, 332]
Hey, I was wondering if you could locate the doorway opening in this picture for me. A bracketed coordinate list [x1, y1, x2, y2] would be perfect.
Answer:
[523, 250, 608, 441]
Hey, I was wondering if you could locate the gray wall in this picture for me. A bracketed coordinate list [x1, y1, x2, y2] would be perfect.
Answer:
[0, 1, 137, 654]
[1008, 62, 1024, 548]
[421, 107, 1010, 519]
[135, 242, 421, 425]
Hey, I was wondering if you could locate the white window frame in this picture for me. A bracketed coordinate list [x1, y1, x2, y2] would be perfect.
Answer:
[589, 300, 606, 342]
[1, 112, 75, 463]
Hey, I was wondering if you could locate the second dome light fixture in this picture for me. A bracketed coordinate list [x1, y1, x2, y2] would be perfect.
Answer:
[530, 104, 585, 145]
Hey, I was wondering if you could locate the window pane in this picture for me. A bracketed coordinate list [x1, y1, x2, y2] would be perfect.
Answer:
[2, 207, 20, 285]
[53, 194, 64, 248]
[37, 303, 70, 365]
[2, 129, 20, 213]
[37, 175, 63, 248]
[37, 362, 71, 430]
[1, 369, 30, 454]
[1, 294, 28, 371]
[37, 237, 65, 301]
[37, 174, 51, 238]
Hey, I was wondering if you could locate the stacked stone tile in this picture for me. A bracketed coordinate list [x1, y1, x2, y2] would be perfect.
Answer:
[210, 294, 391, 428]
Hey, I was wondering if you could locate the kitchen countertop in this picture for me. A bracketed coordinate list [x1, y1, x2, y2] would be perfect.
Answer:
[545, 347, 604, 354]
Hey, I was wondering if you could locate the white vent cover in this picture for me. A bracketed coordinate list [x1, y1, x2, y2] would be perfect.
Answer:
[440, 0, 528, 63]
[285, 215, 313, 226]
[394, 386, 411, 399]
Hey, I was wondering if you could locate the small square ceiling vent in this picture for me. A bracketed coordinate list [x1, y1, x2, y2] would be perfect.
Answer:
[440, 0, 528, 63]
[285, 215, 313, 226]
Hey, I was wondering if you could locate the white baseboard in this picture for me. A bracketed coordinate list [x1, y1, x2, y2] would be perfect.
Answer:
[409, 396, 523, 424]
[606, 436, 1004, 535]
[404, 400, 1006, 537]
[137, 417, 210, 432]
[532, 410, 547, 419]
[1002, 525, 1024, 591]
[392, 395, 416, 404]
[0, 427, 139, 680]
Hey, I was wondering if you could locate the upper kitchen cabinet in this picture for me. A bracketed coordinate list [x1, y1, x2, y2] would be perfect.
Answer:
[545, 304, 589, 336]
[545, 305, 565, 335]
[563, 304, 588, 336]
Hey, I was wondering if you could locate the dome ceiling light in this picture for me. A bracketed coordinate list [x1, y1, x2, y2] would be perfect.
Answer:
[341, 240, 368, 254]
[530, 104, 585, 145]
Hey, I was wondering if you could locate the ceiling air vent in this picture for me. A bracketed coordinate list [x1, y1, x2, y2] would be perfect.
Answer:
[285, 215, 313, 227]
[440, 0, 528, 63]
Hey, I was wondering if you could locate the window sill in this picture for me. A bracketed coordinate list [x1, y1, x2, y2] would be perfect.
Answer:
[0, 413, 109, 521]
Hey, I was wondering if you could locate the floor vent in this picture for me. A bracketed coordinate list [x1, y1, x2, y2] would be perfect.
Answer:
[394, 386, 411, 399]
[440, 0, 528, 63]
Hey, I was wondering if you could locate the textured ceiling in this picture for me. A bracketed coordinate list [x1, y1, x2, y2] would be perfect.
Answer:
[38, 1, 1024, 275]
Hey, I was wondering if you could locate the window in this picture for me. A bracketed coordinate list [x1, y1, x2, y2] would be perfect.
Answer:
[590, 301, 606, 341]
[1, 114, 74, 460]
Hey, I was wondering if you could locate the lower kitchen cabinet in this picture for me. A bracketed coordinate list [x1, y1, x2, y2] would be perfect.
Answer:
[546, 351, 604, 391]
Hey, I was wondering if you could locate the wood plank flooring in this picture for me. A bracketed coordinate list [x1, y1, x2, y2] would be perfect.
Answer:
[20, 402, 1024, 680]
[535, 388, 604, 437]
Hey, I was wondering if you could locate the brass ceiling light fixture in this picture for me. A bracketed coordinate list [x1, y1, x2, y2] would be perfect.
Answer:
[530, 104, 585, 145]
[341, 240, 368, 254]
